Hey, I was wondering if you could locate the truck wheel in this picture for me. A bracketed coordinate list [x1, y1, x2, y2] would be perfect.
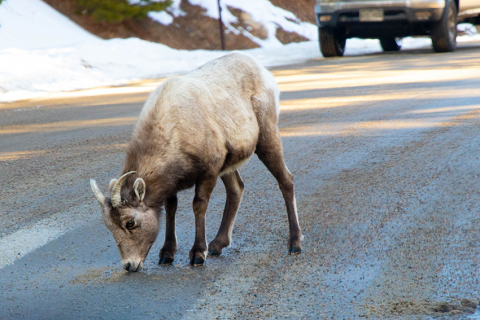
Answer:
[379, 37, 402, 51]
[319, 27, 346, 57]
[431, 0, 457, 52]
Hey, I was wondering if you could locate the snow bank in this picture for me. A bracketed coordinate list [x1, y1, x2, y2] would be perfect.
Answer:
[0, 0, 479, 103]
[0, 0, 321, 102]
[0, 0, 101, 51]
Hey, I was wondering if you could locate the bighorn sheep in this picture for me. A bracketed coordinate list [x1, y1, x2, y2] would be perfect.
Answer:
[90, 52, 302, 272]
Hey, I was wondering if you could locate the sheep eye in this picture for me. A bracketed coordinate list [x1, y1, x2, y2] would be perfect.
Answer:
[126, 219, 135, 229]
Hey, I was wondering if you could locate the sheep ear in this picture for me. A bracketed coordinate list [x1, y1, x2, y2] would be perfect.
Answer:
[109, 179, 117, 192]
[133, 178, 146, 202]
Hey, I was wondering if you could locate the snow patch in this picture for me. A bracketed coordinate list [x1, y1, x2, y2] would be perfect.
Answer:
[0, 0, 101, 50]
[167, 0, 187, 17]
[149, 10, 174, 25]
[458, 23, 478, 35]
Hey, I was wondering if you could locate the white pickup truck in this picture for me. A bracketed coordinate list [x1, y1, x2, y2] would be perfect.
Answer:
[314, 0, 480, 56]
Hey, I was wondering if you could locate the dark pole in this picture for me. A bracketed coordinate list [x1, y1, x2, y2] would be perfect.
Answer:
[217, 0, 225, 50]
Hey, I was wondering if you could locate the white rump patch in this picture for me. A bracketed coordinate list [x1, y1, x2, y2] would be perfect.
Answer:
[259, 66, 280, 115]
[239, 52, 280, 115]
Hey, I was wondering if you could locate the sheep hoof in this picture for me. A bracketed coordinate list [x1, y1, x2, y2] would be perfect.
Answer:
[191, 257, 205, 266]
[159, 257, 174, 265]
[208, 249, 222, 257]
[289, 246, 302, 255]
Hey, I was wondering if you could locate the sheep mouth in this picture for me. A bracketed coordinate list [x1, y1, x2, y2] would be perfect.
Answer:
[123, 261, 144, 272]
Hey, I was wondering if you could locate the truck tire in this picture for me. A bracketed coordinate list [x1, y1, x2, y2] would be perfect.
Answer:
[379, 37, 402, 51]
[319, 27, 346, 57]
[431, 0, 457, 52]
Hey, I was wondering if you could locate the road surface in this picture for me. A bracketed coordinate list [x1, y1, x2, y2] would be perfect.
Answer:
[1, 43, 480, 319]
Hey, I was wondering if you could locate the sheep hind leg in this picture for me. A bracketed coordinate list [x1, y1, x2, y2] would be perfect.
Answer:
[208, 170, 244, 256]
[255, 127, 303, 255]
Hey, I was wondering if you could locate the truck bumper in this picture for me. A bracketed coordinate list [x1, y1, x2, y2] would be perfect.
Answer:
[315, 0, 444, 27]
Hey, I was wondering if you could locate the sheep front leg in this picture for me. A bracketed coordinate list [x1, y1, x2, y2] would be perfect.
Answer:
[159, 195, 178, 264]
[190, 177, 217, 266]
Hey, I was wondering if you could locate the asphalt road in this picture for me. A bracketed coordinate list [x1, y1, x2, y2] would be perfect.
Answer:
[1, 42, 480, 319]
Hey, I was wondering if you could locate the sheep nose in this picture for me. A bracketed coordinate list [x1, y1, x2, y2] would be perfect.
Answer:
[123, 262, 132, 271]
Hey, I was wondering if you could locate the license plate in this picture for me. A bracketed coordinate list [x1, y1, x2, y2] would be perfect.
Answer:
[359, 9, 384, 22]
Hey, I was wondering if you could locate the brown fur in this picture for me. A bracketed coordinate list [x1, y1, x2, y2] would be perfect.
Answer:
[90, 52, 302, 271]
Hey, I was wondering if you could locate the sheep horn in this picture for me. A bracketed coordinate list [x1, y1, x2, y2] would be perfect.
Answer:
[111, 171, 136, 208]
[90, 179, 105, 207]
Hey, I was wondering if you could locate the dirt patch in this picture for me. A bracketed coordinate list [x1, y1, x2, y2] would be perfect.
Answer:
[229, 7, 268, 40]
[228, 6, 310, 45]
[43, 0, 258, 50]
[388, 299, 478, 316]
[270, 0, 317, 24]
[71, 267, 125, 285]
[276, 28, 310, 45]
[42, 0, 315, 50]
